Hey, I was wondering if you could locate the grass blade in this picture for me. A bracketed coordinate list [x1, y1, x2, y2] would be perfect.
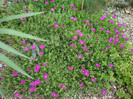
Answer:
[0, 41, 29, 59]
[0, 28, 48, 41]
[0, 53, 32, 78]
[0, 12, 44, 23]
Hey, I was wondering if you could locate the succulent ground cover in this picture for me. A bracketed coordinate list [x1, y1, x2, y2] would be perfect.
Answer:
[0, 0, 133, 99]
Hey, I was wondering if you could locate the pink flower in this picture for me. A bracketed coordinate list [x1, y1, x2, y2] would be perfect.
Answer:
[45, 1, 49, 4]
[87, 36, 90, 38]
[21, 40, 26, 44]
[35, 0, 38, 2]
[54, 24, 58, 28]
[25, 47, 30, 52]
[106, 30, 110, 33]
[82, 69, 86, 73]
[85, 71, 89, 76]
[103, 49, 105, 51]
[51, 0, 54, 2]
[23, 8, 26, 11]
[130, 48, 133, 52]
[28, 68, 31, 71]
[36, 80, 41, 85]
[108, 40, 112, 44]
[70, 4, 74, 7]
[73, 36, 77, 40]
[28, 75, 32, 79]
[23, 88, 25, 91]
[111, 12, 114, 14]
[34, 57, 37, 59]
[80, 83, 84, 87]
[34, 68, 40, 72]
[20, 18, 25, 21]
[112, 15, 116, 19]
[103, 15, 106, 18]
[28, 11, 31, 13]
[37, 40, 40, 43]
[15, 92, 20, 98]
[100, 17, 104, 20]
[83, 46, 87, 50]
[67, 87, 69, 89]
[108, 46, 111, 49]
[79, 40, 85, 45]
[102, 89, 107, 95]
[71, 43, 75, 47]
[25, 0, 28, 1]
[13, 72, 18, 76]
[21, 73, 24, 75]
[79, 33, 84, 37]
[51, 8, 54, 11]
[21, 80, 25, 84]
[105, 11, 109, 14]
[40, 44, 45, 49]
[30, 87, 35, 92]
[62, 6, 65, 9]
[81, 65, 84, 68]
[109, 63, 114, 67]
[91, 27, 96, 31]
[31, 45, 36, 50]
[122, 34, 126, 38]
[76, 30, 80, 33]
[91, 77, 95, 82]
[120, 44, 124, 48]
[110, 21, 114, 24]
[115, 38, 120, 42]
[73, 7, 77, 10]
[43, 63, 46, 66]
[101, 28, 104, 31]
[14, 1, 17, 3]
[96, 64, 100, 67]
[62, 85, 66, 89]
[43, 74, 49, 79]
[114, 42, 116, 45]
[45, 81, 50, 83]
[117, 23, 121, 27]
[62, 25, 65, 28]
[52, 92, 58, 98]
[36, 64, 40, 69]
[54, 7, 57, 9]
[125, 38, 128, 41]
[89, 24, 91, 26]
[73, 18, 77, 21]
[69, 66, 73, 70]
[85, 20, 89, 23]
[31, 81, 36, 86]
[78, 55, 83, 59]
[87, 51, 90, 53]
[71, 17, 74, 20]
[39, 51, 44, 55]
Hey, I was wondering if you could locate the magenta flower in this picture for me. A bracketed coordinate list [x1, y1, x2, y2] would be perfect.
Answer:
[113, 42, 116, 45]
[36, 64, 40, 69]
[103, 49, 105, 51]
[112, 15, 116, 19]
[91, 27, 96, 31]
[80, 83, 84, 87]
[110, 21, 114, 24]
[109, 63, 114, 67]
[54, 24, 58, 28]
[73, 36, 77, 40]
[43, 63, 46, 66]
[122, 34, 126, 38]
[85, 71, 89, 76]
[39, 51, 44, 55]
[37, 40, 40, 43]
[25, 47, 30, 52]
[89, 24, 91, 26]
[71, 43, 75, 47]
[108, 46, 111, 49]
[21, 40, 26, 44]
[108, 40, 112, 44]
[81, 65, 84, 68]
[73, 18, 77, 21]
[20, 18, 25, 21]
[125, 38, 128, 41]
[91, 77, 95, 82]
[21, 73, 24, 75]
[51, 0, 54, 2]
[96, 64, 100, 67]
[130, 48, 133, 52]
[62, 6, 65, 9]
[87, 51, 90, 53]
[79, 33, 84, 37]
[31, 45, 36, 50]
[13, 72, 18, 76]
[69, 66, 73, 70]
[35, 0, 38, 2]
[120, 44, 124, 48]
[36, 80, 41, 85]
[21, 80, 25, 84]
[31, 81, 36, 86]
[109, 37, 113, 40]
[82, 69, 86, 73]
[83, 46, 87, 50]
[26, 10, 32, 13]
[51, 8, 54, 11]
[28, 68, 31, 71]
[102, 89, 107, 95]
[54, 7, 57, 9]
[79, 40, 85, 45]
[62, 25, 65, 28]
[14, 1, 17, 3]
[52, 92, 58, 98]
[106, 30, 110, 33]
[100, 17, 104, 20]
[40, 44, 45, 49]
[34, 57, 37, 59]
[117, 23, 121, 27]
[43, 74, 49, 79]
[71, 17, 74, 20]
[45, 1, 49, 4]
[15, 92, 20, 98]
[62, 85, 66, 89]
[85, 20, 89, 23]
[23, 8, 26, 11]
[34, 68, 40, 72]
[67, 87, 69, 89]
[76, 30, 80, 33]
[78, 55, 83, 59]
[73, 7, 77, 10]
[30, 87, 35, 92]
[105, 11, 109, 14]
[70, 4, 74, 7]
[101, 28, 104, 31]
[87, 36, 90, 38]
[103, 15, 106, 18]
